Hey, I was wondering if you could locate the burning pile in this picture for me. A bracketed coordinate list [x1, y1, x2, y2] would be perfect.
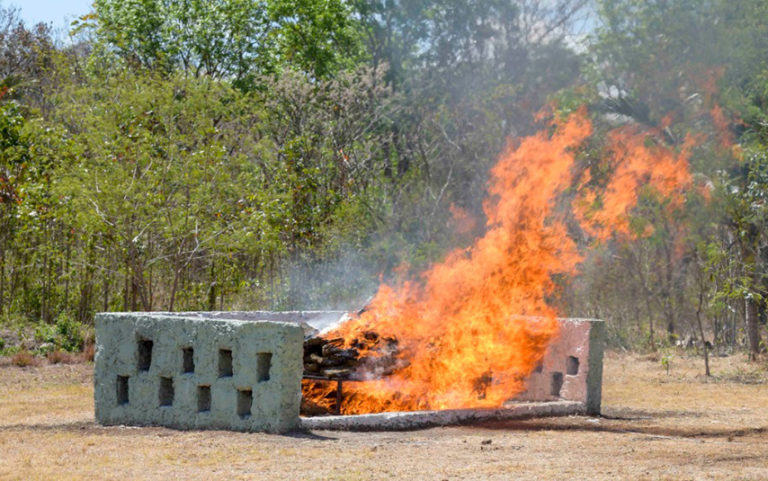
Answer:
[303, 108, 694, 416]
[303, 330, 403, 380]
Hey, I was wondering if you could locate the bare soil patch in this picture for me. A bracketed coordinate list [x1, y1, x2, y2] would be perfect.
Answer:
[0, 351, 766, 480]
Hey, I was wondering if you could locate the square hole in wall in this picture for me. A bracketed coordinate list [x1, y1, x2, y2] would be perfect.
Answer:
[551, 372, 564, 397]
[159, 376, 174, 407]
[218, 349, 233, 377]
[237, 389, 252, 418]
[116, 375, 129, 406]
[182, 347, 195, 374]
[137, 339, 153, 371]
[566, 355, 580, 375]
[197, 385, 211, 413]
[257, 352, 272, 383]
[533, 362, 543, 374]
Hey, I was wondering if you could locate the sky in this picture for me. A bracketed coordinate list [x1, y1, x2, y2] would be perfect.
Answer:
[10, 0, 93, 30]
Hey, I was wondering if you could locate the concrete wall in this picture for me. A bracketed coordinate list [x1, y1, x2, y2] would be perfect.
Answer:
[152, 310, 347, 338]
[512, 318, 605, 415]
[94, 313, 304, 433]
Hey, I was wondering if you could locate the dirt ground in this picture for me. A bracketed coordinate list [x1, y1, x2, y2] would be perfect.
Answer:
[0, 351, 766, 481]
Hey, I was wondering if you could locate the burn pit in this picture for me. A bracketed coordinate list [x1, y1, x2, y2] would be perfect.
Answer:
[298, 315, 604, 427]
[94, 310, 603, 432]
[155, 311, 605, 428]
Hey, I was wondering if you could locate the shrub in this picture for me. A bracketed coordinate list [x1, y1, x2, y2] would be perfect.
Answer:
[82, 341, 95, 362]
[46, 350, 78, 364]
[34, 323, 57, 344]
[54, 314, 85, 352]
[11, 350, 41, 367]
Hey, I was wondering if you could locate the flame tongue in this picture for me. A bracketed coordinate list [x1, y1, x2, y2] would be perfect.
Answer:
[303, 108, 693, 415]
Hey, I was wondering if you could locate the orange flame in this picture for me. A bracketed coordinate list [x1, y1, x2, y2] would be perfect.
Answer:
[304, 107, 695, 415]
[576, 128, 694, 241]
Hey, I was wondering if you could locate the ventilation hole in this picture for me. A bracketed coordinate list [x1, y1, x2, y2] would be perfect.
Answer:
[218, 349, 233, 377]
[197, 385, 211, 412]
[551, 372, 564, 397]
[137, 339, 153, 371]
[533, 363, 543, 374]
[159, 377, 174, 407]
[566, 356, 580, 375]
[237, 389, 252, 418]
[257, 352, 272, 382]
[182, 347, 195, 374]
[116, 375, 129, 406]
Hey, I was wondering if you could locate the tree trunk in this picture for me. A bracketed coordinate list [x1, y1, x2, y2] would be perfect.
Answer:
[168, 266, 180, 312]
[123, 259, 130, 311]
[42, 242, 49, 323]
[207, 260, 216, 311]
[695, 290, 710, 377]
[746, 297, 761, 361]
[103, 268, 109, 312]
[64, 236, 71, 311]
[0, 249, 4, 318]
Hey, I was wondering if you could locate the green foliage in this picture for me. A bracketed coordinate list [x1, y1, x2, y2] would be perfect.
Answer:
[89, 0, 362, 82]
[53, 314, 86, 352]
[0, 101, 29, 205]
[660, 354, 670, 375]
[571, 0, 768, 357]
[706, 148, 768, 305]
[31, 314, 85, 352]
[592, 0, 768, 126]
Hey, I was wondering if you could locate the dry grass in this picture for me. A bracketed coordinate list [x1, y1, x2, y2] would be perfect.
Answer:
[0, 352, 766, 480]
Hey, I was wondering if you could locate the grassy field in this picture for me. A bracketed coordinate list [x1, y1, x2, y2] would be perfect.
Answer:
[0, 351, 766, 480]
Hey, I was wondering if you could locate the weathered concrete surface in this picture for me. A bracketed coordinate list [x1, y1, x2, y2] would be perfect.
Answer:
[94, 313, 304, 433]
[513, 318, 604, 415]
[586, 320, 606, 415]
[300, 401, 585, 431]
[153, 310, 348, 338]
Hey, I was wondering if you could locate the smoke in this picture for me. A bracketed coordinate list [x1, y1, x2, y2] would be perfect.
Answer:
[275, 248, 380, 312]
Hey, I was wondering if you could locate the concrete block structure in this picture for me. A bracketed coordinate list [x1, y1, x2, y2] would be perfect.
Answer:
[94, 313, 304, 433]
[512, 318, 605, 415]
[95, 312, 603, 432]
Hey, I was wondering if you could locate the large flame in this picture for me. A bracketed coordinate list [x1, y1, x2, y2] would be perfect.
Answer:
[576, 127, 694, 241]
[304, 108, 695, 415]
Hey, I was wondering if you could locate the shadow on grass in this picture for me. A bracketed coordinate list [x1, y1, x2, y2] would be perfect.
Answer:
[471, 415, 767, 440]
[0, 420, 339, 441]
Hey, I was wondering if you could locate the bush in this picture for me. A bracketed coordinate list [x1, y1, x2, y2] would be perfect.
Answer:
[54, 315, 85, 352]
[33, 323, 57, 344]
[82, 342, 95, 362]
[34, 315, 87, 353]
[46, 350, 79, 364]
[11, 350, 41, 367]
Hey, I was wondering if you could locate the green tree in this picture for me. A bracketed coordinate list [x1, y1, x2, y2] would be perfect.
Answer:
[580, 0, 768, 356]
[89, 0, 362, 82]
[0, 100, 28, 318]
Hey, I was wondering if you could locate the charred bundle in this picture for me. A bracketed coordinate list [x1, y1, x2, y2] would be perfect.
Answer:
[302, 330, 404, 380]
[303, 337, 360, 378]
